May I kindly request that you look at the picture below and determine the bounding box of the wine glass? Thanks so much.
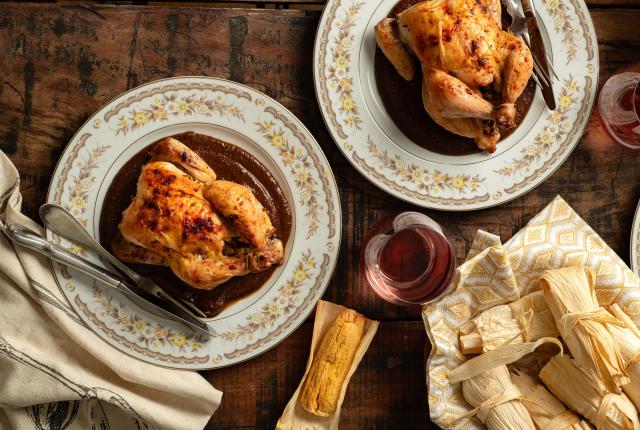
[361,212,456,306]
[598,72,640,149]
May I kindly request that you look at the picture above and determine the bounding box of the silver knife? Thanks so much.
[519,0,557,110]
[3,223,215,338]
[39,203,207,320]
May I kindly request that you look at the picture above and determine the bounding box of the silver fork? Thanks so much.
[39,203,208,319]
[502,0,558,87]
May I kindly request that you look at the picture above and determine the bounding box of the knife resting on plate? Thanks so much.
[2,222,215,338]
[519,0,557,110]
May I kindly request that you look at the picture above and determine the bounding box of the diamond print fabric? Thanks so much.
[423,196,640,429]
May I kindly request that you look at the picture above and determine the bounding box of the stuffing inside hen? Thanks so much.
[114,137,284,290]
[375,0,533,152]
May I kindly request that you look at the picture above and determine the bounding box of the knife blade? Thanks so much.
[519,0,557,110]
[3,223,215,338]
[39,203,207,320]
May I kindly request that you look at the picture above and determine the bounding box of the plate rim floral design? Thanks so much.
[313,0,599,211]
[631,199,640,275]
[45,76,341,370]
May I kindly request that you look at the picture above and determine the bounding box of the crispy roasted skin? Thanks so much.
[299,309,366,417]
[375,0,533,152]
[116,137,284,290]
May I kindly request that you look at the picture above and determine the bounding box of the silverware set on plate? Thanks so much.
[2,204,216,338]
[503,0,557,110]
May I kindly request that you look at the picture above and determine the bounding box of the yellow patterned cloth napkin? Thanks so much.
[422,196,640,429]
[0,152,221,430]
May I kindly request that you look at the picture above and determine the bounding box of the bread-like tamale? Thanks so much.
[459,291,559,354]
[510,368,592,430]
[540,355,639,430]
[299,309,365,417]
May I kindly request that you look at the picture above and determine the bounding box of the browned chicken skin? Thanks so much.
[116,137,284,290]
[375,0,533,152]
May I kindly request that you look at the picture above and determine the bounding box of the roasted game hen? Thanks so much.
[375,0,533,152]
[112,137,284,290]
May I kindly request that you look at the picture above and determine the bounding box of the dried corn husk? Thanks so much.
[540,355,639,430]
[459,365,535,430]
[608,303,640,410]
[449,338,562,430]
[510,368,592,430]
[537,266,629,393]
[459,291,559,354]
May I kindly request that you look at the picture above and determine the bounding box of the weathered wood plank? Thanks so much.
[204,320,432,429]
[1,4,640,428]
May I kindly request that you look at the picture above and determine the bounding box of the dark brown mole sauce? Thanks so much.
[375,0,536,156]
[99,131,292,318]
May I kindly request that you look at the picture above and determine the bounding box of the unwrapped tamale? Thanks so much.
[459,291,559,354]
[540,355,639,430]
[299,309,366,416]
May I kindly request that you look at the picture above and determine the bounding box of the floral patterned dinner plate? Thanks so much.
[314,0,599,210]
[631,200,640,275]
[46,77,341,369]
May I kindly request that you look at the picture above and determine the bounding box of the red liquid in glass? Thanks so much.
[382,226,454,303]
[379,229,429,283]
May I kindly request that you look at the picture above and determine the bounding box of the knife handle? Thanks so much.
[520,0,536,15]
[4,223,123,288]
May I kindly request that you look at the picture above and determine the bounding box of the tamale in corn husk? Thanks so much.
[607,303,640,410]
[460,365,535,430]
[459,291,559,354]
[537,266,629,393]
[510,368,592,430]
[539,355,639,430]
[449,338,562,430]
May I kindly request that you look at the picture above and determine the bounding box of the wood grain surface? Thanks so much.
[0,2,639,429]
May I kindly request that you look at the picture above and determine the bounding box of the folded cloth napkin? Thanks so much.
[0,151,222,430]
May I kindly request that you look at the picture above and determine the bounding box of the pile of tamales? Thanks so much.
[451,266,640,430]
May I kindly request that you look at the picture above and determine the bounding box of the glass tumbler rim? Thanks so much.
[598,72,640,149]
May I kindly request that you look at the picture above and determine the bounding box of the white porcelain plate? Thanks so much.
[46,77,341,369]
[631,201,640,275]
[314,0,599,210]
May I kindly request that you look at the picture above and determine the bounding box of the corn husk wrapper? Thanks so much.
[540,355,639,430]
[459,291,559,354]
[607,303,640,410]
[449,338,562,430]
[510,368,592,430]
[536,266,629,393]
[458,365,535,430]
[276,300,379,430]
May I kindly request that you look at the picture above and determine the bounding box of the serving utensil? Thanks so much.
[2,222,215,338]
[503,0,557,110]
[39,203,208,320]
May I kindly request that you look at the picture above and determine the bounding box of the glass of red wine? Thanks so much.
[598,72,640,149]
[361,212,456,306]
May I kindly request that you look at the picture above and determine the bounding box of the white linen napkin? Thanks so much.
[0,151,222,430]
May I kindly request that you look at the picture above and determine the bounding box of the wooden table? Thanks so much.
[1,1,639,428]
